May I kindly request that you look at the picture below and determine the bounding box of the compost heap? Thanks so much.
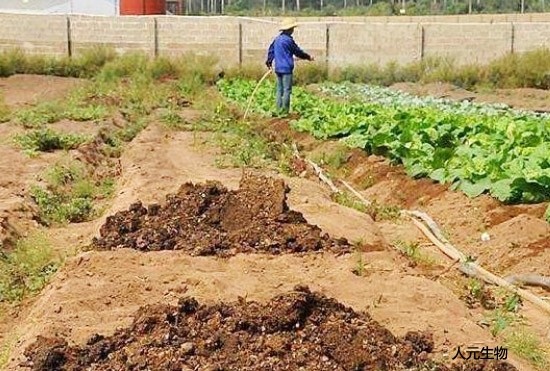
[23,286,516,371]
[92,174,350,255]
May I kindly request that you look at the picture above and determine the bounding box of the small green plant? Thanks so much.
[352,249,366,276]
[14,128,88,155]
[462,278,496,310]
[31,160,114,225]
[63,102,109,122]
[488,309,516,337]
[366,201,402,221]
[485,292,522,336]
[0,232,60,303]
[160,109,186,130]
[116,118,149,142]
[358,174,375,190]
[311,146,349,172]
[394,240,435,267]
[215,132,270,168]
[13,101,64,128]
[467,278,484,300]
[505,329,549,370]
[545,204,550,223]
[331,191,367,213]
[0,93,10,123]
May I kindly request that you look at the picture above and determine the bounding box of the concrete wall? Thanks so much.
[1,13,550,67]
[70,15,155,56]
[423,23,513,64]
[157,16,240,66]
[513,22,550,53]
[0,13,68,56]
[329,23,421,66]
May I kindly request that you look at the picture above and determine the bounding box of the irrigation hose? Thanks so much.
[243,69,272,120]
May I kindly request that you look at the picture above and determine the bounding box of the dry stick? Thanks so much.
[403,210,467,261]
[307,159,341,194]
[243,69,272,120]
[407,216,465,262]
[341,180,372,207]
[292,143,340,194]
[407,215,550,315]
[406,210,550,290]
[504,274,550,290]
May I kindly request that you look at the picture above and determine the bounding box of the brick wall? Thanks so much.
[329,23,421,66]
[423,23,513,64]
[69,15,155,56]
[1,13,550,68]
[0,13,67,56]
[513,22,550,53]
[157,16,240,67]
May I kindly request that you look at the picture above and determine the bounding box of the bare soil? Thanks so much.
[390,82,550,112]
[0,75,83,108]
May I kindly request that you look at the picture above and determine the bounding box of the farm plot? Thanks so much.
[2,67,549,371]
[218,79,550,205]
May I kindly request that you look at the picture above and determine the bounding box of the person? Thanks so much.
[265,18,314,116]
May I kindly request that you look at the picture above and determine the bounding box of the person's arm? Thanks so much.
[266,41,275,69]
[291,39,313,61]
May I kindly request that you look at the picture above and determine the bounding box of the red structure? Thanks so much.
[120,0,166,15]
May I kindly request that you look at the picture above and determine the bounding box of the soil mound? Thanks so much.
[92,174,350,255]
[22,286,516,371]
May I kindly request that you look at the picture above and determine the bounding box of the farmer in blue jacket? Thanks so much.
[266,18,314,115]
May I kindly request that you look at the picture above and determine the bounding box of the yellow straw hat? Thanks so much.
[279,17,299,31]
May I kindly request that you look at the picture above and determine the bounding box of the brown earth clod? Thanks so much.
[22,286,517,371]
[92,174,350,256]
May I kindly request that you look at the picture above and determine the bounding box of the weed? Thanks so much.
[63,102,109,122]
[488,309,517,337]
[484,292,522,336]
[0,93,10,123]
[502,292,522,313]
[394,240,436,267]
[215,132,270,168]
[31,159,114,225]
[13,101,64,128]
[311,146,349,173]
[160,109,186,130]
[352,249,366,276]
[0,336,16,370]
[14,128,89,155]
[366,201,401,221]
[331,191,368,213]
[358,174,376,190]
[274,144,295,176]
[461,278,497,310]
[0,46,115,78]
[0,232,60,303]
[467,278,484,300]
[116,118,148,142]
[505,329,549,370]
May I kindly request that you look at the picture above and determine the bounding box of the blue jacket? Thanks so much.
[266,33,311,74]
